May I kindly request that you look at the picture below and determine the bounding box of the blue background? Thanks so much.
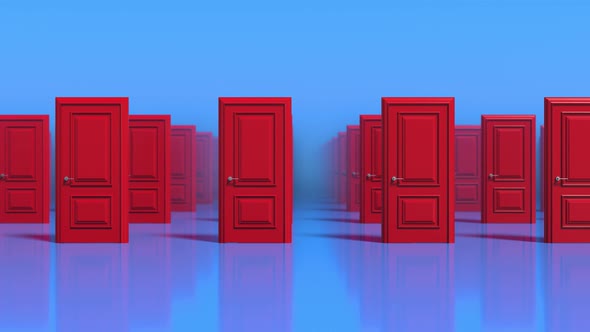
[1,0,589,206]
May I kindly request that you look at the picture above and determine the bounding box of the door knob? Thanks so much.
[366,173,375,178]
[0,173,5,179]
[227,176,239,182]
[352,172,358,177]
[555,176,568,182]
[488,173,498,178]
[64,176,74,182]
[391,176,404,182]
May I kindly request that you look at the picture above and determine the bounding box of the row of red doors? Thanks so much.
[48,97,292,243]
[327,97,590,243]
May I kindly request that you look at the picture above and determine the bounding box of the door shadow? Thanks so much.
[305,217,359,223]
[458,232,543,243]
[198,217,218,222]
[455,218,482,224]
[7,233,54,243]
[161,233,218,243]
[301,232,381,243]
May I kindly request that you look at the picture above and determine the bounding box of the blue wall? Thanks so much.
[1,1,589,205]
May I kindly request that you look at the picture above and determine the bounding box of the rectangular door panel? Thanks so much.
[171,125,196,212]
[382,97,454,243]
[0,116,50,223]
[347,125,361,212]
[545,98,590,242]
[482,115,535,223]
[360,115,383,223]
[455,126,481,212]
[55,97,129,243]
[129,115,171,223]
[195,132,213,204]
[219,98,293,243]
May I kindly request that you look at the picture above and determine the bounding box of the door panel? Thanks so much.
[196,132,213,204]
[360,115,383,223]
[129,115,171,223]
[347,125,361,212]
[170,125,196,212]
[55,98,129,243]
[382,97,454,243]
[482,115,535,223]
[0,116,50,223]
[545,98,590,242]
[338,132,347,204]
[219,98,293,243]
[455,126,481,212]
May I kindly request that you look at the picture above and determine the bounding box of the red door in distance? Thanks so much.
[55,97,129,243]
[455,126,482,212]
[382,97,455,243]
[482,115,535,223]
[346,125,361,212]
[195,132,213,204]
[338,132,347,204]
[360,115,382,223]
[540,125,544,212]
[129,115,171,223]
[170,125,197,212]
[0,115,50,223]
[218,97,293,243]
[545,98,590,242]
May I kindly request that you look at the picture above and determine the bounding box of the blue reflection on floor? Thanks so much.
[1,204,590,331]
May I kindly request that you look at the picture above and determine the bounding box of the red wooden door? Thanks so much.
[129,115,171,223]
[482,115,535,223]
[212,136,219,202]
[382,97,455,243]
[170,125,196,212]
[545,98,590,242]
[346,125,361,212]
[338,132,347,204]
[55,97,129,243]
[0,115,50,223]
[360,115,382,223]
[195,132,213,204]
[218,97,293,243]
[540,125,544,212]
[455,126,482,212]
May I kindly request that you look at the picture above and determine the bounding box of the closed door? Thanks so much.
[346,125,361,212]
[219,97,293,243]
[382,97,455,243]
[360,115,382,223]
[170,125,196,212]
[482,115,535,223]
[455,126,482,211]
[195,132,213,204]
[0,115,50,223]
[55,97,129,243]
[129,115,171,223]
[545,98,590,242]
[338,132,347,204]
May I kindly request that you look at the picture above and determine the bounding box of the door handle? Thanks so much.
[391,176,404,182]
[0,173,6,179]
[227,176,239,182]
[488,173,498,179]
[555,176,568,182]
[366,173,375,178]
[64,176,74,182]
[351,172,358,177]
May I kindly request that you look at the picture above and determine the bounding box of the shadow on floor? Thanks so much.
[302,232,381,243]
[161,233,218,243]
[198,217,218,222]
[305,217,359,223]
[455,218,481,224]
[8,233,54,243]
[458,232,543,243]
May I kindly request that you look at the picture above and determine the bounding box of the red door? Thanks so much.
[545,98,590,242]
[338,132,347,204]
[0,115,50,223]
[195,132,213,204]
[170,125,196,212]
[129,115,171,223]
[482,115,535,223]
[212,136,219,202]
[382,97,455,243]
[360,115,382,223]
[346,125,361,212]
[55,97,129,243]
[540,125,544,212]
[218,97,293,243]
[330,137,338,202]
[455,126,482,211]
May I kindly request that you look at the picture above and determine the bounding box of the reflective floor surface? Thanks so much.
[0,203,589,331]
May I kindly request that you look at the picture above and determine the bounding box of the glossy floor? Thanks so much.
[0,204,588,331]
